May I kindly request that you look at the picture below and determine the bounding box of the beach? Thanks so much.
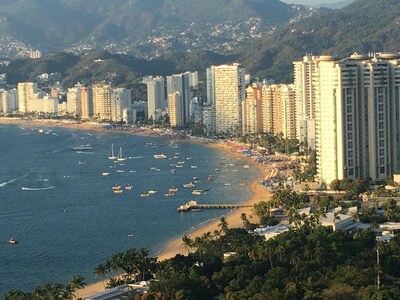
[0,118,272,297]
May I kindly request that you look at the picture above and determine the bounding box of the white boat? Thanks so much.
[154,154,167,159]
[116,170,125,173]
[125,185,133,190]
[169,188,178,192]
[128,234,134,238]
[73,144,93,151]
[165,193,174,197]
[102,172,111,176]
[7,238,18,244]
[140,193,150,197]
[148,190,157,194]
[192,189,203,195]
[243,165,250,169]
[114,189,123,194]
[190,165,198,169]
[108,144,117,160]
[183,182,195,189]
[117,147,127,161]
[112,185,121,190]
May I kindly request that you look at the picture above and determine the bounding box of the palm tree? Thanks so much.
[218,217,229,233]
[181,235,194,252]
[4,289,25,300]
[94,263,108,287]
[68,274,87,300]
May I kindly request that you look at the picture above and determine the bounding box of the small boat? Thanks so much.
[7,238,18,244]
[243,165,250,169]
[128,234,134,238]
[169,188,178,192]
[117,147,127,161]
[102,172,111,176]
[153,154,167,159]
[108,144,117,160]
[190,165,198,169]
[73,144,93,151]
[192,189,204,195]
[114,189,123,194]
[112,185,121,190]
[165,193,174,197]
[125,185,133,190]
[183,182,195,189]
[148,190,157,194]
[224,183,231,186]
[116,170,125,173]
[140,193,150,197]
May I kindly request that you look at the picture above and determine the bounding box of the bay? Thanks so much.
[0,124,258,295]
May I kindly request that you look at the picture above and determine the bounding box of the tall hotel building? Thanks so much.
[17,82,38,113]
[80,86,93,119]
[242,83,263,134]
[168,92,184,127]
[313,53,400,184]
[111,88,131,122]
[144,76,165,120]
[167,72,193,125]
[214,63,246,135]
[261,84,296,139]
[293,55,320,149]
[92,82,112,121]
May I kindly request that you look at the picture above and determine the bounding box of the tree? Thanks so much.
[68,274,86,300]
[182,235,194,252]
[218,217,229,233]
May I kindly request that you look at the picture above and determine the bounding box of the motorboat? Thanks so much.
[7,238,18,244]
[140,193,150,197]
[102,172,111,176]
[153,154,167,159]
[165,193,174,197]
[169,188,178,192]
[148,190,157,194]
[72,144,93,151]
[112,185,121,190]
[183,182,195,189]
[125,185,133,190]
[114,189,123,194]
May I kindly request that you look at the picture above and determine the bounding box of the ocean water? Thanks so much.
[0,124,258,295]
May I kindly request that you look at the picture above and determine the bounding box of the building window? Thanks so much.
[380,158,385,165]
[380,149,385,156]
[378,104,384,111]
[347,124,353,131]
[348,141,353,148]
[348,160,354,167]
[379,113,384,121]
[348,132,353,140]
[379,140,384,147]
[347,115,352,122]
[379,131,384,138]
[348,169,354,176]
[379,122,384,129]
[348,151,353,158]
[380,166,385,174]
[347,106,352,113]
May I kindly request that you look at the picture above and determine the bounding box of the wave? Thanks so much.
[129,156,143,159]
[21,186,55,191]
[76,151,94,154]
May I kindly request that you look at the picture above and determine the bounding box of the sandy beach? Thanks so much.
[0,118,272,297]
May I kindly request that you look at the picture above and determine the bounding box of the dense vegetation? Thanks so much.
[6,221,400,299]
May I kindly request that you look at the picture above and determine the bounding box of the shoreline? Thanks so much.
[0,118,271,297]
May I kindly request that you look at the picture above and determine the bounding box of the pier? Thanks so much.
[177,200,252,212]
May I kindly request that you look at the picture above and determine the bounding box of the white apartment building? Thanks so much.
[66,86,82,117]
[202,107,216,136]
[111,88,131,122]
[0,89,17,113]
[144,76,165,121]
[314,53,400,184]
[242,84,263,134]
[214,63,246,135]
[17,82,38,113]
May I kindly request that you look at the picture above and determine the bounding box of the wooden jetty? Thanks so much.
[177,200,252,212]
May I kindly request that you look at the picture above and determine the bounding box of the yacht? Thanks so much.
[7,238,18,244]
[108,144,117,160]
[117,147,127,161]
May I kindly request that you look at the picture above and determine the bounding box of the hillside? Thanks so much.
[0,0,309,58]
[239,0,400,82]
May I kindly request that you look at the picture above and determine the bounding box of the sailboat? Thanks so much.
[117,147,127,161]
[108,144,117,160]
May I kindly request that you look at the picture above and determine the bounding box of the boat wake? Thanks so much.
[21,186,55,191]
[129,156,143,159]
[0,175,27,188]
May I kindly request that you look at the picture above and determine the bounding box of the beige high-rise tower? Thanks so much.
[92,82,112,121]
[17,82,38,113]
[214,63,246,135]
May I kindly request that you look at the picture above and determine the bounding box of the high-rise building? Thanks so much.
[279,84,296,140]
[167,71,197,125]
[92,82,112,121]
[293,55,321,149]
[242,84,263,134]
[206,66,216,107]
[313,53,400,184]
[17,82,38,113]
[144,76,165,121]
[0,89,17,113]
[202,107,216,136]
[168,92,184,127]
[111,88,131,122]
[80,86,93,120]
[66,86,82,117]
[214,63,246,135]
